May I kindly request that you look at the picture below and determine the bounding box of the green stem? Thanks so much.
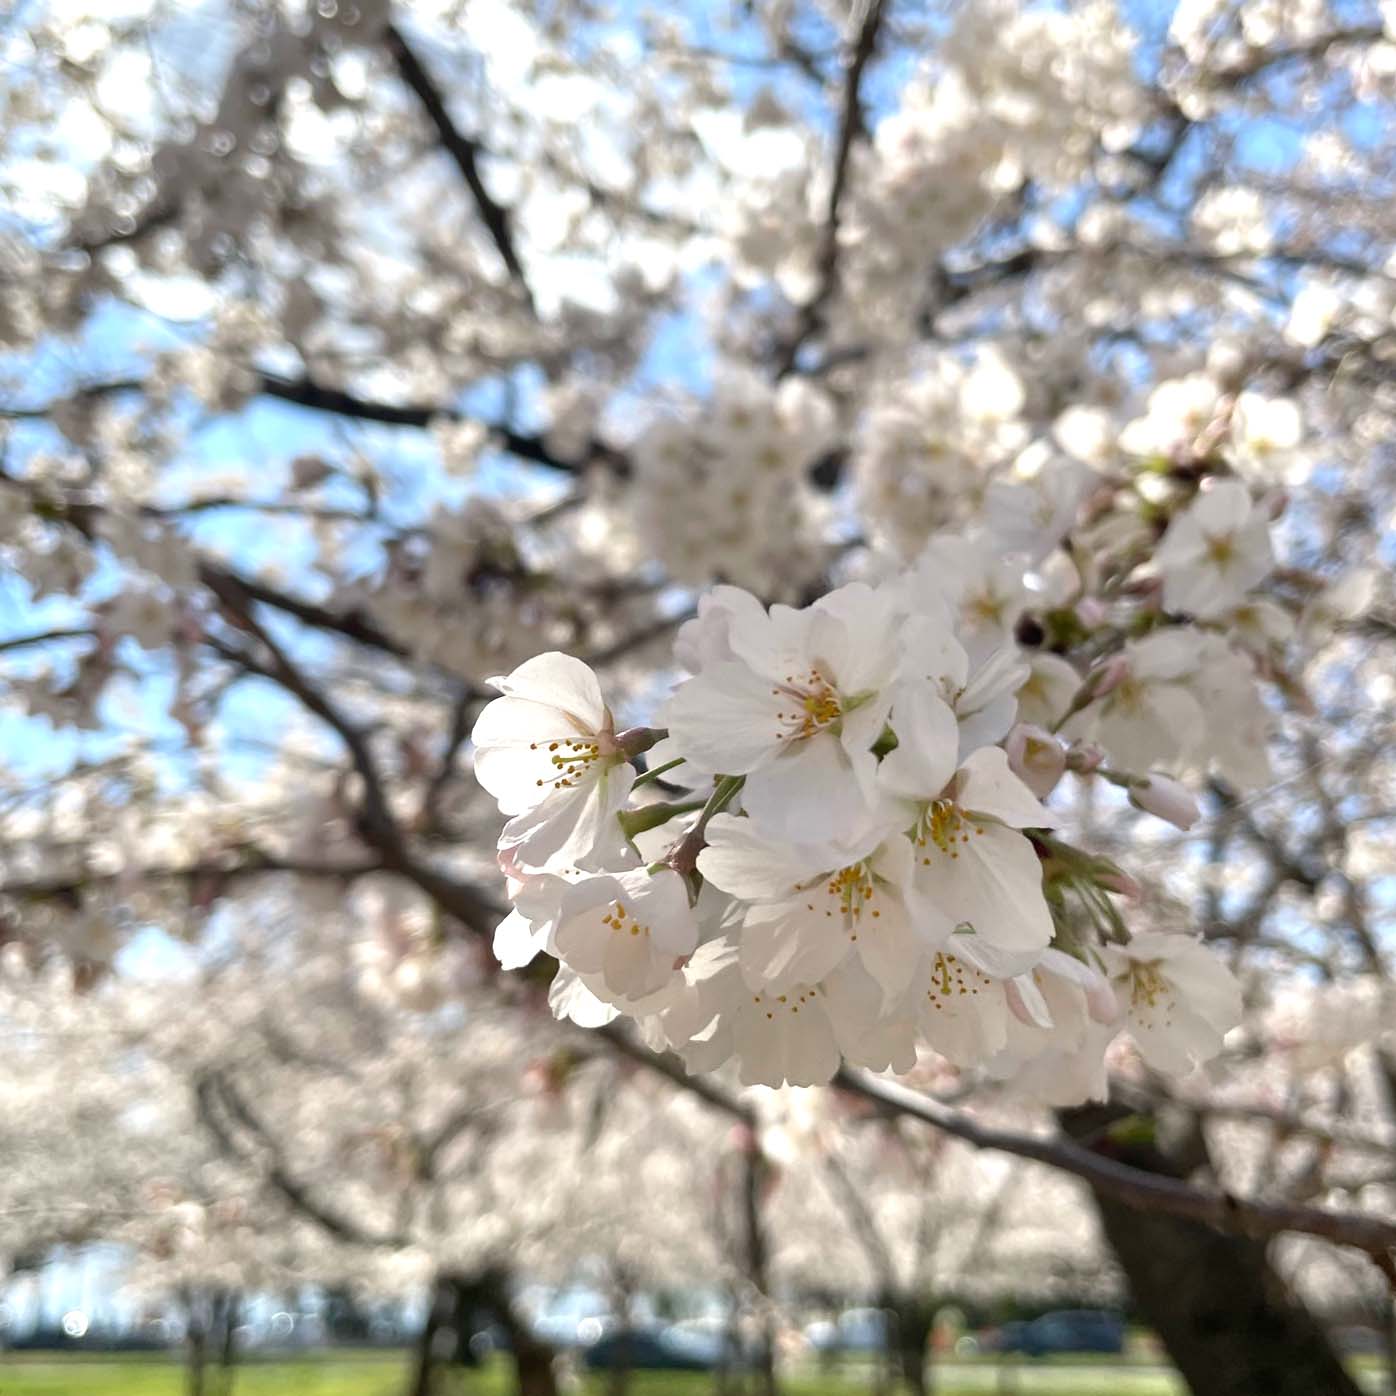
[632,757,685,789]
[695,775,744,838]
[667,775,745,878]
[618,799,706,840]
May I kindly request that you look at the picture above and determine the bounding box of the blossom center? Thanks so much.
[1129,961,1175,1024]
[771,668,843,741]
[1205,533,1236,567]
[528,733,616,792]
[967,590,1005,625]
[798,862,883,940]
[924,952,984,1006]
[600,900,650,937]
[914,800,984,864]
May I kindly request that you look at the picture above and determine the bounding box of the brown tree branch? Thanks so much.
[776,0,888,374]
[833,1068,1396,1270]
[0,852,379,903]
[384,21,535,313]
[196,1071,409,1249]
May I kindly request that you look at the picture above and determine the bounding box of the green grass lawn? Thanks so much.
[0,1352,1383,1396]
[0,1349,408,1396]
[0,1353,1188,1396]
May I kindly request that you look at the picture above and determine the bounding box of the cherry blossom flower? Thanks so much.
[471,653,636,873]
[878,691,1057,960]
[1070,630,1201,773]
[1015,653,1082,731]
[696,815,940,1002]
[662,582,903,841]
[905,535,1029,663]
[1155,480,1275,619]
[1103,932,1242,1075]
[551,869,698,1002]
[913,942,1027,1067]
[1004,723,1066,799]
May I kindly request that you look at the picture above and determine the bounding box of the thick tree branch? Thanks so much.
[3,372,626,476]
[593,1022,754,1126]
[833,1068,1396,1270]
[202,593,502,938]
[0,852,379,903]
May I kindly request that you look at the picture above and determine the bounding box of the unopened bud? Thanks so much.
[1065,741,1106,775]
[1005,724,1066,799]
[1076,596,1107,628]
[1090,655,1131,699]
[1128,772,1201,830]
[615,725,665,758]
[1097,870,1143,900]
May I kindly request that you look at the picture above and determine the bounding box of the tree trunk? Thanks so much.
[889,1295,933,1396]
[1062,1106,1361,1396]
[739,1146,777,1396]
[407,1277,449,1396]
[446,1276,482,1367]
[473,1267,557,1396]
[185,1301,208,1396]
[713,1286,742,1396]
[605,1269,634,1396]
[215,1290,240,1396]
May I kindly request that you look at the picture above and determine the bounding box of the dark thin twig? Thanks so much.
[384,21,536,314]
[776,0,888,374]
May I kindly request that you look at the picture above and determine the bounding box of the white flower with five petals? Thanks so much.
[471,653,635,873]
[1103,932,1241,1075]
[697,814,943,1003]
[1156,480,1274,619]
[879,688,1057,960]
[551,869,698,1002]
[662,582,903,842]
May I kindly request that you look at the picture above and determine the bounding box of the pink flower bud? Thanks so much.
[1128,773,1201,830]
[1091,654,1131,698]
[1077,597,1107,628]
[1004,723,1066,799]
[1065,741,1106,775]
[1097,870,1142,900]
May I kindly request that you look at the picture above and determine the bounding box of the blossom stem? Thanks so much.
[1050,661,1118,733]
[632,757,685,789]
[618,799,706,840]
[666,775,744,878]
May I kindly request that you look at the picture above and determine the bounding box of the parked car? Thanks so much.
[803,1308,890,1356]
[994,1309,1124,1357]
[581,1325,718,1372]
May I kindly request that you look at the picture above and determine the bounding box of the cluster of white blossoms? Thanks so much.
[832,0,1146,334]
[853,348,1031,557]
[629,373,837,595]
[470,533,1249,1093]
